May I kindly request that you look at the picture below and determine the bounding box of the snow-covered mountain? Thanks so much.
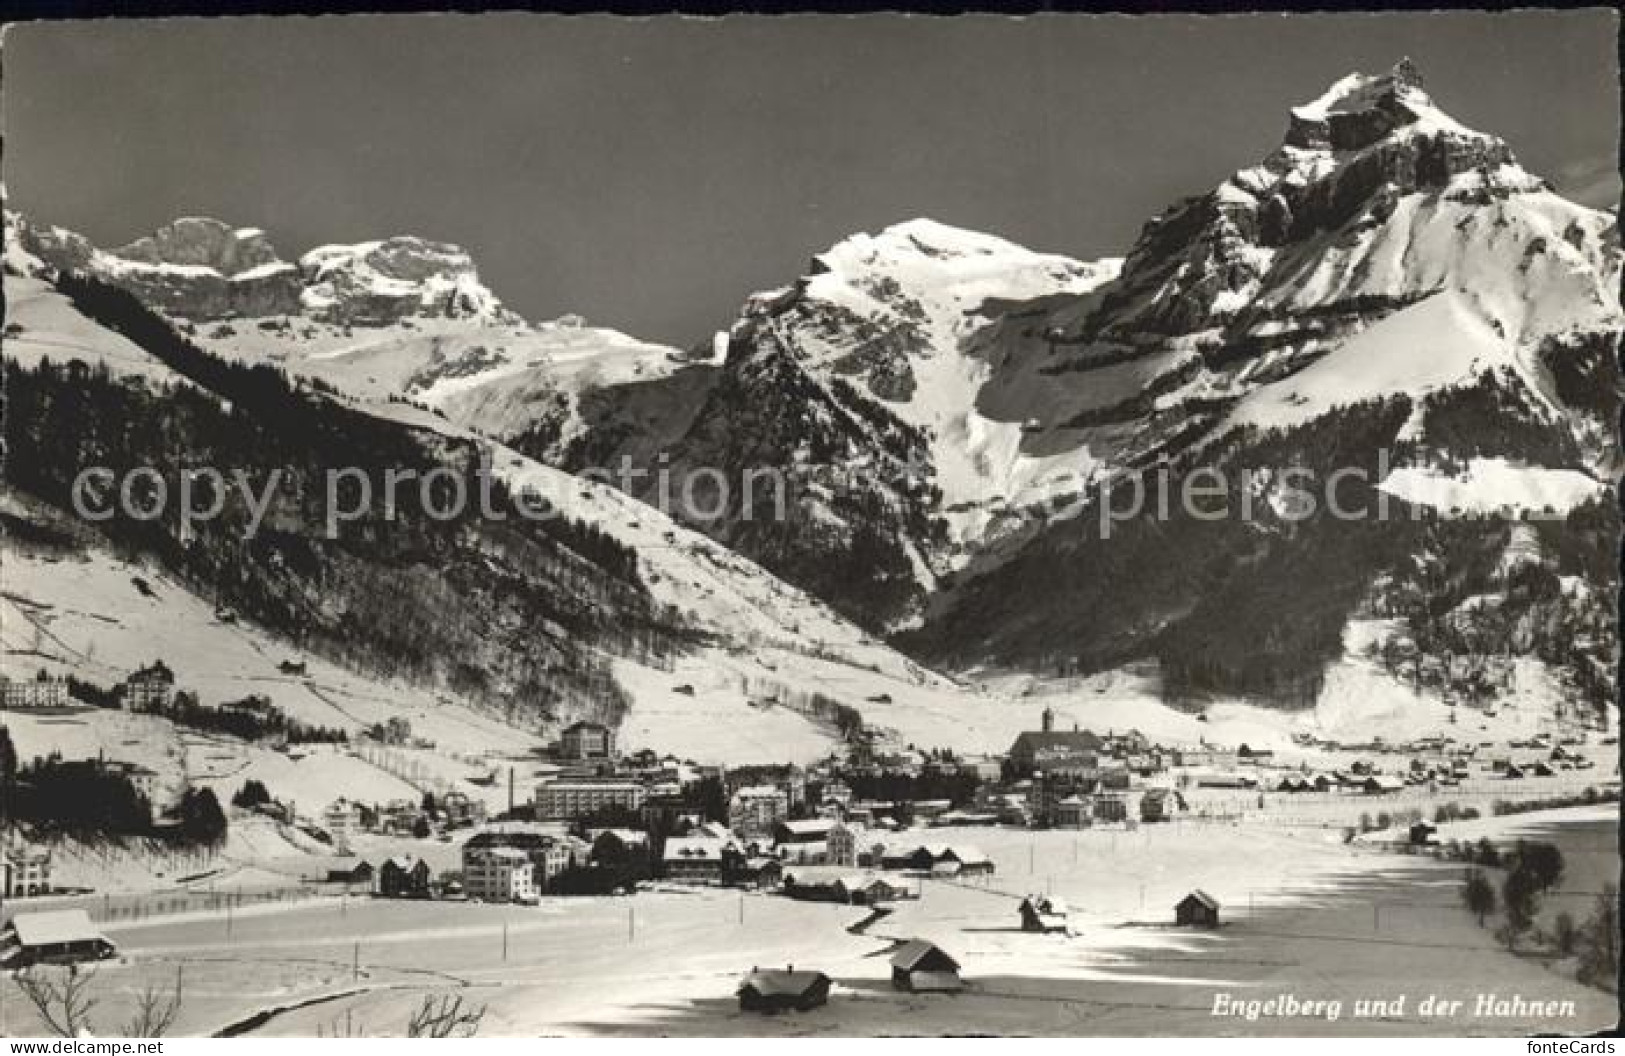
[905,60,1619,720]
[577,218,1120,630]
[5,59,1615,735]
[7,212,716,458]
[568,60,1616,725]
[989,56,1620,475]
[747,218,1121,546]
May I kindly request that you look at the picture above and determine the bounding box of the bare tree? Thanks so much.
[14,965,100,1038]
[406,993,486,1038]
[121,966,184,1037]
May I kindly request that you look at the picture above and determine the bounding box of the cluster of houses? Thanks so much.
[1253,741,1592,794]
[319,854,436,897]
[304,807,1004,908]
[320,791,487,853]
[514,707,1592,849]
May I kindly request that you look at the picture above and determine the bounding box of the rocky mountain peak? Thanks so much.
[1078,61,1562,348]
[9,213,517,328]
[1282,57,1446,152]
[111,217,285,276]
[5,210,94,277]
[296,236,513,326]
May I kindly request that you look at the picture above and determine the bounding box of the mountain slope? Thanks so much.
[2,248,965,760]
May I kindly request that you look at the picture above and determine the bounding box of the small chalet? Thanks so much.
[734,856,783,890]
[0,910,117,968]
[1175,890,1221,928]
[1019,894,1070,933]
[880,844,934,871]
[663,837,727,885]
[1361,775,1405,795]
[325,858,376,887]
[881,843,995,876]
[378,856,433,898]
[889,939,963,993]
[838,874,903,905]
[737,967,832,1013]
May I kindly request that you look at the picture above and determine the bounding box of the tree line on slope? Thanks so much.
[7,269,704,727]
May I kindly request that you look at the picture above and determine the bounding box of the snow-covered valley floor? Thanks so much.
[1,810,1611,1037]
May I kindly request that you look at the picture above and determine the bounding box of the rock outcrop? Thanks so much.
[9,214,512,327]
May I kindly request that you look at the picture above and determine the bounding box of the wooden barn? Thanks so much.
[324,858,375,887]
[1175,890,1221,928]
[0,910,117,968]
[737,967,832,1013]
[837,874,903,906]
[890,939,963,993]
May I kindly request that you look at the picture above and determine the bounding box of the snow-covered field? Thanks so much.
[4,276,184,385]
[4,814,1610,1037]
[1376,458,1605,517]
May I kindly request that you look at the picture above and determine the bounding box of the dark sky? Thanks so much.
[4,11,1617,345]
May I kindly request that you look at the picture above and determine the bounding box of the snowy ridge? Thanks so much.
[8,211,698,455]
[985,58,1619,489]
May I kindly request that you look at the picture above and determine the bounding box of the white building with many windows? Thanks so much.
[533,780,646,820]
[462,846,537,903]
